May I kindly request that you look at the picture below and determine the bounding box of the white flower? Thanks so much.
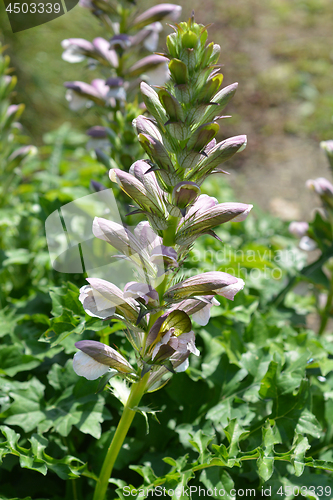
[79,284,116,319]
[299,236,317,252]
[143,22,163,52]
[65,89,91,111]
[145,62,170,86]
[73,351,109,380]
[192,297,219,325]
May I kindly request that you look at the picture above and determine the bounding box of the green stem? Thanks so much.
[92,373,149,500]
[163,215,179,247]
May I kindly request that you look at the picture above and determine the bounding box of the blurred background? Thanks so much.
[0,0,333,220]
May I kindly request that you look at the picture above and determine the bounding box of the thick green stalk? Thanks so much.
[93,373,149,500]
[163,215,179,247]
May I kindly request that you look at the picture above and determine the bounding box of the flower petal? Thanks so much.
[73,351,109,380]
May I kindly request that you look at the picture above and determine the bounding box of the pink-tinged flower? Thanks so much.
[61,38,94,63]
[150,245,178,269]
[288,221,309,238]
[134,221,162,251]
[6,104,21,117]
[144,310,198,371]
[123,282,159,306]
[306,177,333,199]
[133,4,182,29]
[306,177,333,210]
[127,55,170,85]
[188,135,247,182]
[92,218,170,279]
[92,218,145,257]
[176,195,252,246]
[110,166,168,227]
[92,37,118,67]
[80,278,139,322]
[64,79,109,110]
[165,272,244,301]
[7,145,37,165]
[73,340,135,380]
[134,116,163,142]
[61,38,118,67]
[79,284,116,319]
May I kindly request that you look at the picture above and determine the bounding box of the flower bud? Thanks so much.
[138,134,173,172]
[186,122,220,152]
[168,58,188,85]
[172,181,201,215]
[190,135,247,182]
[181,30,198,49]
[199,82,238,125]
[158,89,185,122]
[110,167,167,221]
[134,116,163,142]
[166,33,178,59]
[197,74,223,104]
[176,198,252,246]
[140,82,168,126]
[164,272,244,300]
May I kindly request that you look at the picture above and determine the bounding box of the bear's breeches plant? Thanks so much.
[71,15,252,500]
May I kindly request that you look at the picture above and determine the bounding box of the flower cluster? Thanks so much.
[62,2,182,176]
[63,3,182,112]
[73,17,252,394]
